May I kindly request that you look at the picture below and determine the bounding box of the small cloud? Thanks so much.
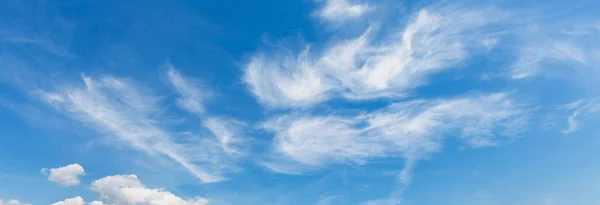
[561,99,599,135]
[203,117,248,157]
[41,75,230,183]
[0,199,30,205]
[261,93,527,171]
[165,64,211,115]
[41,163,85,187]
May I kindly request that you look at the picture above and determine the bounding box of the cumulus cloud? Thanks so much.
[41,163,85,186]
[91,175,209,205]
[41,75,233,183]
[315,0,369,21]
[244,4,511,108]
[261,93,527,172]
[51,196,85,205]
[20,173,209,205]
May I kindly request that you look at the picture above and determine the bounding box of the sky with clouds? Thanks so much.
[1,0,599,204]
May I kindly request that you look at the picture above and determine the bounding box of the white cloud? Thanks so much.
[202,117,246,157]
[512,40,587,79]
[261,93,527,172]
[0,29,75,58]
[243,50,334,108]
[41,75,232,183]
[511,23,600,79]
[165,66,248,158]
[165,64,210,114]
[0,199,28,205]
[316,0,369,21]
[91,175,209,205]
[244,5,511,108]
[42,163,85,186]
[51,196,85,205]
[561,99,600,135]
[50,197,106,205]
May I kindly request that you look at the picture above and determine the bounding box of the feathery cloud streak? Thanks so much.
[261,93,527,173]
[41,74,232,183]
[244,5,512,108]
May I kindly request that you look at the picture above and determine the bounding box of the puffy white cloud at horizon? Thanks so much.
[45,173,209,205]
[561,99,600,135]
[41,163,85,187]
[50,197,84,205]
[91,174,209,205]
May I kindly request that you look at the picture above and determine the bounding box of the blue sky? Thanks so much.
[1,0,600,204]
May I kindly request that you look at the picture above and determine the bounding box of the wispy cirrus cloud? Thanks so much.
[243,4,512,108]
[561,99,600,135]
[511,26,600,79]
[315,0,370,22]
[0,30,75,58]
[261,93,528,174]
[165,64,248,158]
[165,65,211,115]
[40,74,231,183]
[245,2,542,204]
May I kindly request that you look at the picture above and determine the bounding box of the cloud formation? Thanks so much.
[91,175,209,205]
[46,173,208,205]
[315,0,369,21]
[244,4,512,108]
[166,65,210,115]
[41,74,232,183]
[165,64,247,158]
[42,163,85,186]
[261,93,527,174]
[511,22,600,79]
[562,99,600,135]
